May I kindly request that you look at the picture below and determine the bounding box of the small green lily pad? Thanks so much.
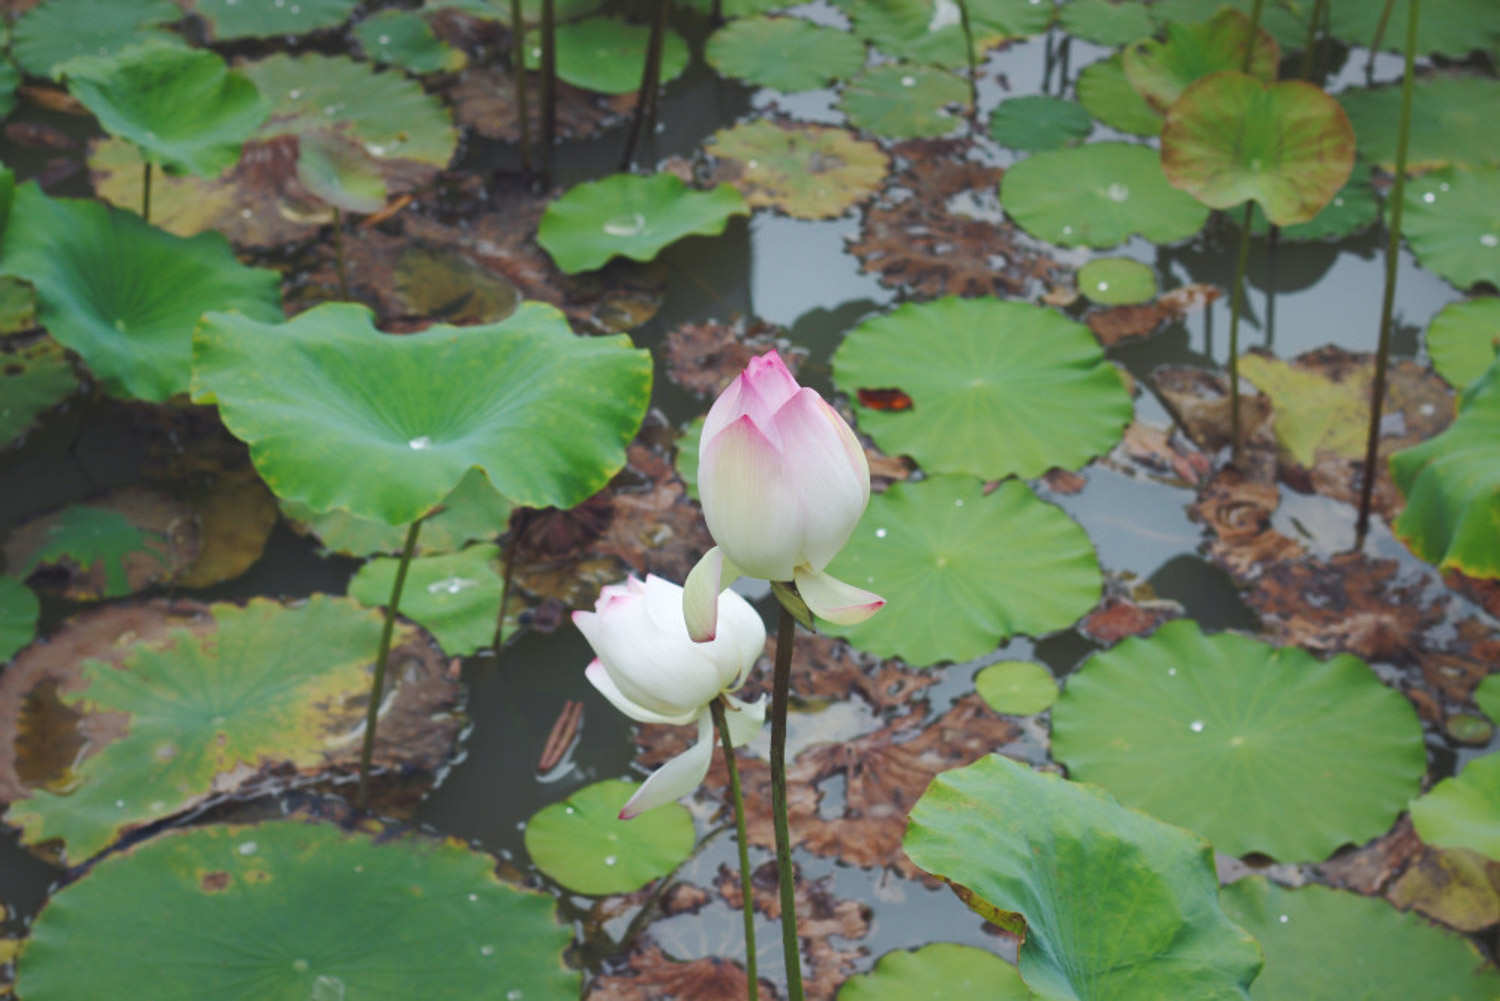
[12,0,182,78]
[705,16,866,93]
[16,818,579,1001]
[1059,0,1152,45]
[987,95,1093,152]
[1221,877,1500,1000]
[186,0,359,39]
[1078,257,1155,304]
[1341,76,1500,173]
[354,8,467,74]
[350,544,503,657]
[1477,674,1500,722]
[1447,714,1494,745]
[1123,8,1278,114]
[975,661,1057,716]
[1328,0,1500,59]
[823,476,1103,666]
[1410,753,1500,861]
[840,65,968,140]
[904,755,1263,1001]
[835,944,1034,1001]
[0,578,38,663]
[1403,167,1500,290]
[1077,55,1161,137]
[842,0,1054,69]
[524,16,689,95]
[1,335,78,449]
[833,297,1133,479]
[705,120,888,220]
[539,173,747,274]
[524,779,696,895]
[193,301,651,526]
[1426,297,1500,391]
[1001,142,1210,248]
[1052,619,1428,860]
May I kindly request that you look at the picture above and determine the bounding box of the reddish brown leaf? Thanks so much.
[856,388,914,412]
[1080,596,1179,644]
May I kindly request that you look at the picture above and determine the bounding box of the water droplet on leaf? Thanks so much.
[1106,182,1129,203]
[408,436,432,450]
[1189,720,1204,733]
[603,213,647,237]
[603,854,618,866]
[1481,234,1498,247]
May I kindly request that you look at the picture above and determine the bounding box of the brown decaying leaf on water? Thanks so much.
[447,66,636,144]
[1317,814,1422,896]
[1087,283,1220,347]
[1080,595,1181,645]
[586,946,774,1001]
[1386,845,1500,932]
[663,316,807,398]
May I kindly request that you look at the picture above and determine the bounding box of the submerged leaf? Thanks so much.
[523,16,689,94]
[0,334,77,449]
[0,578,37,663]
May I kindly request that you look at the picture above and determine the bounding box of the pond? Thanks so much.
[2,0,1499,998]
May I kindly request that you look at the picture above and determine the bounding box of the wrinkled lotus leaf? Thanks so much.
[354,8,467,74]
[539,173,747,274]
[193,302,649,525]
[1392,355,1500,577]
[840,65,968,140]
[1411,753,1500,861]
[1052,619,1427,860]
[1238,163,1380,242]
[1238,352,1369,466]
[836,943,1034,1001]
[834,297,1133,479]
[1078,257,1155,305]
[351,544,503,657]
[12,0,182,78]
[0,596,457,863]
[1403,167,1500,290]
[1077,55,1161,136]
[823,476,1102,666]
[1123,9,1278,114]
[523,17,689,95]
[296,131,387,214]
[16,818,578,1001]
[905,755,1263,1001]
[1162,73,1355,226]
[0,578,37,663]
[1478,675,1500,722]
[1427,297,1500,391]
[285,467,515,557]
[242,53,457,168]
[524,779,695,895]
[987,95,1092,152]
[1059,0,1152,46]
[1341,76,1500,173]
[1328,0,1500,58]
[0,182,283,402]
[841,0,1054,69]
[1,335,77,448]
[974,661,1057,716]
[64,42,269,178]
[705,120,888,220]
[1221,877,1500,1000]
[1002,142,1210,247]
[186,0,358,39]
[705,17,866,93]
[1387,843,1500,932]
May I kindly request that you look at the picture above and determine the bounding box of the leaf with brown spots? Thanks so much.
[1088,283,1220,347]
[1387,845,1500,932]
[1316,815,1422,895]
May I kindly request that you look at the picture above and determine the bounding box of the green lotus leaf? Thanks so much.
[1052,619,1427,860]
[705,120,888,220]
[524,779,695,895]
[193,302,649,525]
[295,131,387,214]
[16,819,578,1001]
[1,335,77,449]
[841,0,1053,69]
[1410,753,1500,861]
[1403,166,1500,290]
[1328,0,1500,58]
[1426,297,1500,392]
[1,596,459,863]
[351,544,503,657]
[1001,142,1210,247]
[1077,55,1161,136]
[1391,356,1500,576]
[706,16,865,92]
[354,8,467,74]
[833,297,1133,478]
[1236,163,1380,242]
[185,0,358,39]
[1162,73,1355,226]
[4,495,186,600]
[1341,76,1500,173]
[12,0,182,78]
[0,577,38,663]
[523,16,689,95]
[823,476,1102,666]
[840,65,968,140]
[1123,8,1278,115]
[1221,877,1500,1000]
[1059,0,1152,45]
[987,95,1093,152]
[538,173,747,274]
[64,42,269,178]
[1078,257,1155,304]
[836,943,1035,1001]
[0,277,35,335]
[1150,0,1308,51]
[0,182,282,402]
[974,661,1057,716]
[1477,674,1500,722]
[904,755,1262,1001]
[242,53,458,169]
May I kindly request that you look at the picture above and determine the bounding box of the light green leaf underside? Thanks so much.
[1122,8,1278,114]
[1077,55,1161,137]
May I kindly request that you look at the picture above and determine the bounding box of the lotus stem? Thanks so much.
[510,0,532,175]
[141,159,151,223]
[1226,203,1254,464]
[333,207,349,301]
[1355,0,1420,549]
[357,516,424,809]
[540,0,557,187]
[1300,0,1329,80]
[491,507,531,655]
[769,600,804,1001]
[1057,34,1070,90]
[1242,0,1264,72]
[620,0,671,171]
[954,0,980,130]
[711,696,759,1001]
[1366,0,1398,79]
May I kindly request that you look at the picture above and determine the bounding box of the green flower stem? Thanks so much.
[954,0,979,128]
[491,509,529,655]
[1366,0,1398,78]
[620,0,671,171]
[769,598,804,1001]
[141,159,152,223]
[711,696,759,1001]
[1356,0,1420,548]
[540,0,557,186]
[1241,0,1265,72]
[1300,0,1329,81]
[510,0,532,175]
[1226,203,1253,464]
[357,516,424,808]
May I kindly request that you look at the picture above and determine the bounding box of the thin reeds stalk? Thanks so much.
[1366,0,1399,79]
[357,517,424,808]
[955,0,980,130]
[141,160,152,223]
[1225,0,1266,463]
[540,0,557,186]
[511,0,532,175]
[620,0,671,171]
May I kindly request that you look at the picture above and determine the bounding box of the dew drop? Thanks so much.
[468,893,479,902]
[1106,182,1129,203]
[954,498,964,507]
[1440,181,1451,191]
[1096,281,1109,292]
[603,854,618,866]
[1167,667,1177,676]
[866,575,875,583]
[238,841,258,855]
[426,576,477,595]
[1481,233,1498,248]
[293,959,310,973]
[1278,914,1289,924]
[226,0,237,5]
[408,435,433,450]
[115,799,125,808]
[603,213,647,237]
[378,34,390,45]
[1062,224,1074,235]
[747,159,759,169]
[274,0,284,7]
[564,805,576,814]
[1420,402,1436,416]
[874,527,888,538]
[288,88,302,99]
[241,208,253,219]
[290,2,300,10]
[901,75,917,87]
[507,991,525,1001]
[311,975,345,1001]
[480,945,496,957]
[1189,720,1205,733]
[1423,191,1436,203]
[353,864,364,872]
[531,46,542,58]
